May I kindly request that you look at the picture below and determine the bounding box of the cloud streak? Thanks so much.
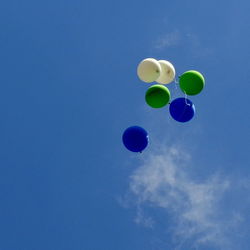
[154,30,181,49]
[127,145,243,249]
[153,29,213,59]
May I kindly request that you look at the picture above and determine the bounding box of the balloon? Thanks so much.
[145,84,171,108]
[137,58,161,83]
[169,97,195,122]
[156,60,175,84]
[122,126,149,152]
[179,70,205,95]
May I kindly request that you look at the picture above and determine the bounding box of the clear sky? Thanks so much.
[0,0,250,249]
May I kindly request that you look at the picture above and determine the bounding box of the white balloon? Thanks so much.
[137,58,161,83]
[156,60,175,84]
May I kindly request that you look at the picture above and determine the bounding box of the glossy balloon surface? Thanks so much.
[179,70,205,95]
[145,84,171,108]
[122,126,149,152]
[137,58,161,83]
[169,97,195,122]
[156,60,175,84]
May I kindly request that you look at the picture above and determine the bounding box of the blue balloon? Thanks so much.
[122,126,149,152]
[169,97,195,122]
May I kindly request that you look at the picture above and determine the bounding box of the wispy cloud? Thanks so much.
[154,30,181,49]
[153,30,213,59]
[125,145,245,249]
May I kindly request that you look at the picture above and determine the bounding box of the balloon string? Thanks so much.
[184,92,189,105]
[174,77,179,92]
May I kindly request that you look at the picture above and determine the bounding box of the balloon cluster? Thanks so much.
[138,58,205,122]
[122,58,205,153]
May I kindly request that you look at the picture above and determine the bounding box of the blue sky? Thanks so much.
[0,0,250,249]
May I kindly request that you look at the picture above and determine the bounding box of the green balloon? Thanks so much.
[179,70,205,95]
[145,84,171,108]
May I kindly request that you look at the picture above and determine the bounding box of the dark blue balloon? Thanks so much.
[122,126,149,152]
[169,97,195,122]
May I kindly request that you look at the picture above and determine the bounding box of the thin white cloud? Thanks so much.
[154,30,181,49]
[127,145,243,249]
[153,29,213,59]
